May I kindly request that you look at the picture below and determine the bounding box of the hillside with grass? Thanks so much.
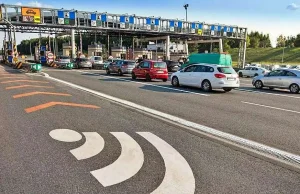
[229,48,300,65]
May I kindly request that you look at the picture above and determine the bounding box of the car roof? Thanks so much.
[192,63,231,67]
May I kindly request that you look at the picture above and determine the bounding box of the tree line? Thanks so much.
[276,34,300,48]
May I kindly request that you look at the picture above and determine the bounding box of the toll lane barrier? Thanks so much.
[14,62,23,69]
[48,61,57,68]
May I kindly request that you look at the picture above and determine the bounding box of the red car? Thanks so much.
[132,60,168,82]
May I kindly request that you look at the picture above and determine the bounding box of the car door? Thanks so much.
[178,65,197,86]
[135,62,143,76]
[140,61,151,78]
[282,70,297,88]
[264,70,284,87]
[191,65,207,86]
[243,67,251,76]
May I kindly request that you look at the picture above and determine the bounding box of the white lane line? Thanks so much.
[236,88,300,99]
[138,132,195,194]
[78,70,209,97]
[70,132,105,160]
[241,101,300,114]
[49,129,82,142]
[90,132,144,187]
[44,73,300,167]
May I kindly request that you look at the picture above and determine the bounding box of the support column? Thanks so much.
[185,40,189,56]
[166,35,170,60]
[71,29,76,59]
[55,34,58,56]
[242,29,248,69]
[219,38,223,53]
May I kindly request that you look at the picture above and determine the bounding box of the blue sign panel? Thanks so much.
[69,12,75,20]
[155,18,159,26]
[129,16,134,24]
[218,26,222,31]
[229,27,234,32]
[210,25,215,31]
[58,10,64,18]
[191,23,196,29]
[91,13,96,20]
[40,46,46,51]
[120,16,125,23]
[101,14,107,22]
[146,18,151,25]
[169,20,174,27]
[41,56,47,63]
[178,21,183,28]
[224,26,228,32]
[199,24,203,29]
[8,55,13,63]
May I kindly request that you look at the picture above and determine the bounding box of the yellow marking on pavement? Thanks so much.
[1,80,49,84]
[13,91,71,99]
[25,102,100,113]
[6,85,54,90]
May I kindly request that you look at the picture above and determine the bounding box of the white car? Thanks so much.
[171,64,240,92]
[238,67,269,77]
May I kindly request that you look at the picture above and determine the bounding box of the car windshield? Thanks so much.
[154,62,167,68]
[81,58,89,62]
[217,67,235,74]
[94,57,102,60]
[60,56,70,59]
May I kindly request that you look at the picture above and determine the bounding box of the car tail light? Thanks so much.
[122,64,128,67]
[214,73,226,78]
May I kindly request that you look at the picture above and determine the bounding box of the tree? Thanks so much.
[250,37,259,48]
[246,36,250,47]
[276,35,286,47]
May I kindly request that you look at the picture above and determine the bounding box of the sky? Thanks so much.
[2,0,300,47]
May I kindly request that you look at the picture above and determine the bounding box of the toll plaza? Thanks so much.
[0,4,247,67]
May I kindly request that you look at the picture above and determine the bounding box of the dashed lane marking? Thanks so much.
[236,88,300,99]
[25,102,100,113]
[6,85,54,90]
[242,101,300,114]
[1,80,49,84]
[13,91,71,99]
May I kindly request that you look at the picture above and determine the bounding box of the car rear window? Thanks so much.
[81,58,89,61]
[61,56,70,59]
[94,57,102,60]
[217,67,235,74]
[154,62,167,68]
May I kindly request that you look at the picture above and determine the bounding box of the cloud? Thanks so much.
[14,1,53,8]
[287,3,299,11]
[15,2,22,6]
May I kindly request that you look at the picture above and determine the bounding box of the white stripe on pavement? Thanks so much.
[236,88,300,99]
[138,132,195,194]
[90,132,144,187]
[49,129,82,142]
[70,132,105,160]
[78,70,209,97]
[241,101,300,114]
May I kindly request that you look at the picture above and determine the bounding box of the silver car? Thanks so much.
[252,69,300,93]
[74,58,92,69]
[56,56,71,68]
[106,60,136,76]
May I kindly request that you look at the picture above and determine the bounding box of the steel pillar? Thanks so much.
[71,29,76,59]
[166,35,170,60]
[219,38,223,53]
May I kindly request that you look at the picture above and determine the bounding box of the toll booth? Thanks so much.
[62,43,72,57]
[88,44,103,57]
[111,47,127,59]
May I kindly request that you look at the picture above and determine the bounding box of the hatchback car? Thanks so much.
[238,66,269,77]
[132,60,168,82]
[106,60,136,75]
[90,56,103,69]
[165,60,181,72]
[74,58,92,69]
[171,64,240,92]
[55,56,71,68]
[252,69,300,93]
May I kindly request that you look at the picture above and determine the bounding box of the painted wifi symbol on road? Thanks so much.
[49,129,195,194]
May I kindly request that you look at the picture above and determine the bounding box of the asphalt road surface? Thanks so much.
[1,65,300,194]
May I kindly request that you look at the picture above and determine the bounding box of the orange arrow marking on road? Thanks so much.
[1,80,49,84]
[6,85,54,90]
[25,102,100,113]
[13,92,71,99]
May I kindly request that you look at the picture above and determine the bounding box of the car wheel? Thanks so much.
[289,84,300,94]
[171,76,179,87]
[146,74,151,82]
[201,80,212,92]
[89,67,92,70]
[254,80,263,89]
[132,73,136,80]
[223,88,232,92]
[118,69,123,76]
[239,72,243,77]
[106,69,110,75]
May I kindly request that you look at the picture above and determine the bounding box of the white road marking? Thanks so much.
[90,132,144,187]
[44,73,300,167]
[138,132,195,194]
[77,70,209,97]
[70,132,105,160]
[242,101,300,114]
[49,129,82,142]
[236,88,300,99]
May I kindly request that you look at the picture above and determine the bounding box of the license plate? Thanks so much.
[227,77,235,81]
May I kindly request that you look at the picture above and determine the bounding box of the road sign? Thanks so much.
[13,57,18,62]
[47,52,54,59]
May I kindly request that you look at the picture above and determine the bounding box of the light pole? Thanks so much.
[29,37,32,57]
[183,4,189,21]
[282,39,286,64]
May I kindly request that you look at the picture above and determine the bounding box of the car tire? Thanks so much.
[289,84,300,94]
[223,88,232,92]
[118,69,123,76]
[239,72,243,77]
[89,67,92,70]
[171,76,179,87]
[132,73,136,80]
[106,69,110,75]
[146,74,151,82]
[201,80,212,92]
[254,80,263,89]
[162,79,167,82]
